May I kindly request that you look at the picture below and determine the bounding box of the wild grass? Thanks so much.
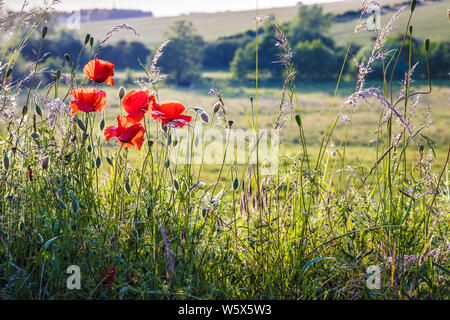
[0,0,449,300]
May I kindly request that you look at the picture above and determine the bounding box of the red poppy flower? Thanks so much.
[103,266,116,286]
[83,59,115,86]
[70,88,106,114]
[104,116,145,150]
[150,100,192,128]
[122,90,156,123]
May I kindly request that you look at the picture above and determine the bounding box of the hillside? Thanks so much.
[80,0,448,47]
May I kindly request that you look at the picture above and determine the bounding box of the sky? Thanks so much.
[4,0,338,17]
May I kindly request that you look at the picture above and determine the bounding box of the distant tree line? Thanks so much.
[13,4,450,86]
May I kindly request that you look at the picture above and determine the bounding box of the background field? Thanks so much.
[81,0,450,47]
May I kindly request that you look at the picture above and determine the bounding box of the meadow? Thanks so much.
[0,0,449,300]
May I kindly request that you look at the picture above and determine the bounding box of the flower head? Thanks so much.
[150,100,191,128]
[83,59,115,86]
[102,266,116,287]
[122,90,156,123]
[104,115,145,150]
[70,88,106,114]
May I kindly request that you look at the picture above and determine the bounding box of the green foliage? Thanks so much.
[230,22,286,80]
[202,39,243,69]
[153,20,205,86]
[293,39,342,80]
[101,40,152,70]
[288,4,333,45]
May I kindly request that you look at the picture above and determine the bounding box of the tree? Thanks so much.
[288,4,333,45]
[101,40,151,70]
[293,39,341,80]
[154,20,205,86]
[230,21,286,80]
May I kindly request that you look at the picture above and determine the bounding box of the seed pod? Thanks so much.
[148,140,154,148]
[71,199,79,213]
[41,26,48,39]
[77,118,86,131]
[41,156,50,170]
[228,120,234,128]
[119,87,126,100]
[233,178,239,191]
[95,157,101,168]
[99,119,105,131]
[35,104,42,117]
[3,154,9,170]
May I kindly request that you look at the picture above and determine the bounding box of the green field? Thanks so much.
[81,0,449,47]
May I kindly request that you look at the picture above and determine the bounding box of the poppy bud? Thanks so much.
[106,157,113,166]
[3,154,9,170]
[148,140,154,148]
[71,199,79,213]
[64,53,70,63]
[59,200,67,210]
[200,111,209,123]
[41,52,51,62]
[95,157,101,168]
[213,102,221,113]
[99,119,105,131]
[41,156,50,170]
[233,178,239,191]
[22,105,28,116]
[84,34,90,45]
[35,104,42,117]
[250,96,254,103]
[228,120,234,128]
[6,68,12,79]
[119,87,126,100]
[41,26,48,39]
[30,132,40,139]
[77,118,87,132]
[295,115,301,127]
